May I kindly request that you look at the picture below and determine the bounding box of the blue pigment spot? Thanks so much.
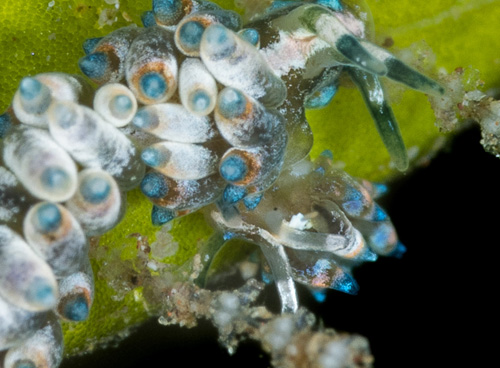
[141,147,164,167]
[223,184,247,204]
[35,202,61,233]
[316,0,343,12]
[239,28,259,46]
[305,84,337,109]
[52,102,77,129]
[26,277,56,308]
[140,72,167,100]
[151,205,175,225]
[389,242,407,259]
[203,24,234,58]
[140,172,169,198]
[372,203,388,221]
[179,21,205,50]
[82,37,103,55]
[132,109,154,129]
[141,10,157,27]
[190,90,211,112]
[19,77,42,101]
[218,88,246,119]
[80,176,111,204]
[223,231,236,241]
[243,193,263,210]
[320,149,334,160]
[40,167,70,190]
[63,295,89,321]
[78,52,109,79]
[220,156,247,182]
[110,94,133,116]
[13,360,36,368]
[332,273,359,295]
[310,288,327,303]
[342,200,363,217]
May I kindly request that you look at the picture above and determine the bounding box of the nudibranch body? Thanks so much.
[0,0,443,366]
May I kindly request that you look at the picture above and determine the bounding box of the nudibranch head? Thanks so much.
[0,0,443,364]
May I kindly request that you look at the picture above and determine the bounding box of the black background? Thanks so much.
[61,126,497,367]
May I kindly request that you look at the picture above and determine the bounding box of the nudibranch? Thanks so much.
[0,0,443,366]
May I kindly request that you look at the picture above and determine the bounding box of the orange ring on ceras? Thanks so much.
[219,148,263,187]
[129,61,177,105]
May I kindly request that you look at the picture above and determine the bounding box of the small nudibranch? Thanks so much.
[125,26,179,105]
[2,126,78,203]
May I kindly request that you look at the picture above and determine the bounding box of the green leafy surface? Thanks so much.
[1,0,499,355]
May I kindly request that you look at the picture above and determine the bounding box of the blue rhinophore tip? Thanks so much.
[63,295,90,321]
[141,10,157,27]
[78,52,109,79]
[223,184,247,204]
[372,182,389,198]
[243,193,263,210]
[389,241,407,259]
[141,147,165,168]
[239,28,260,46]
[40,167,70,191]
[82,37,103,55]
[153,0,183,23]
[19,77,43,101]
[331,273,359,295]
[140,172,169,199]
[223,231,236,241]
[13,360,36,368]
[179,20,206,50]
[189,90,211,112]
[0,112,12,138]
[305,84,338,109]
[220,156,247,182]
[218,88,246,119]
[140,72,167,100]
[26,277,57,309]
[35,202,62,233]
[371,203,388,222]
[110,94,133,117]
[151,205,175,225]
[310,288,327,303]
[80,176,111,204]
